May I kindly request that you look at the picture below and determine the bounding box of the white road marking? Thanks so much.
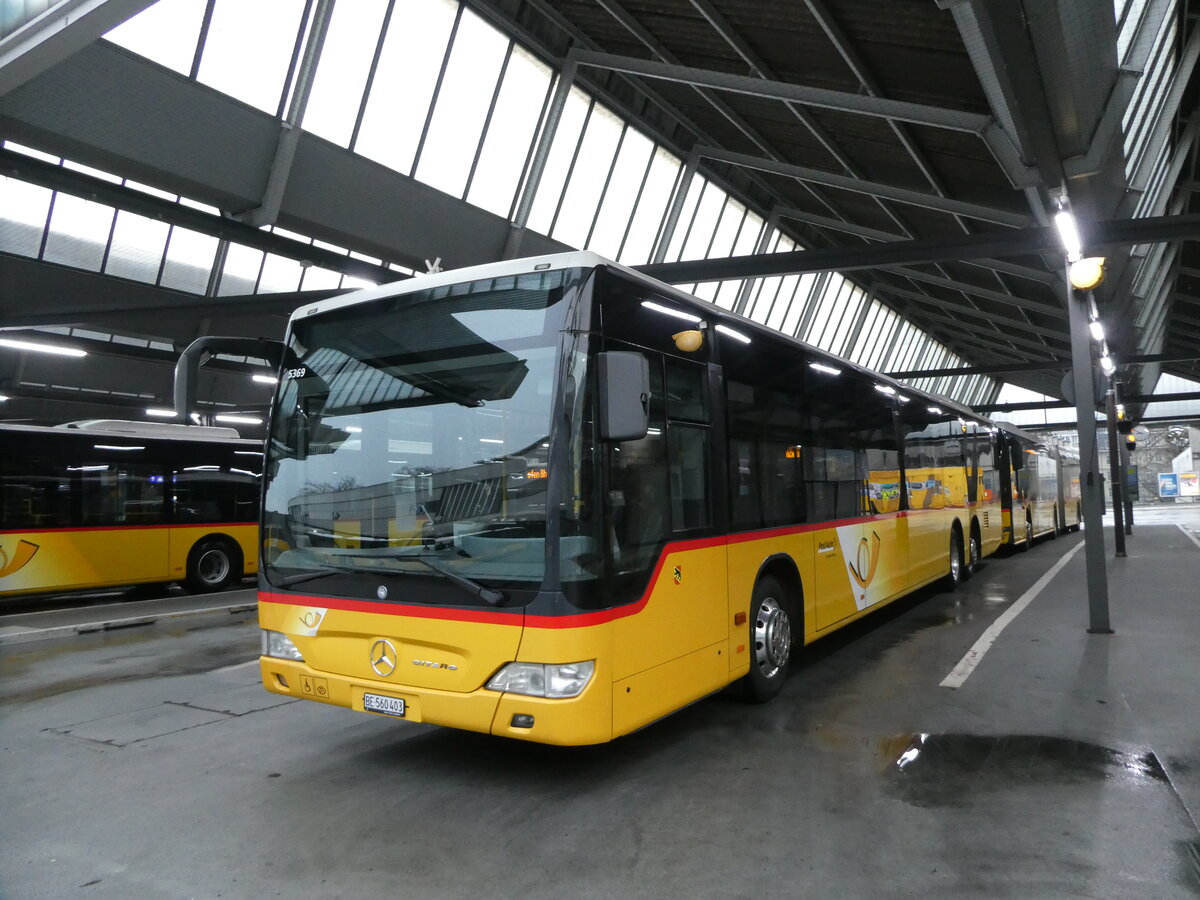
[1180,524,1200,551]
[940,541,1085,689]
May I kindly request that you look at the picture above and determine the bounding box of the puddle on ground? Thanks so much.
[882,733,1168,808]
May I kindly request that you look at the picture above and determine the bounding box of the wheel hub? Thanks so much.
[753,596,791,677]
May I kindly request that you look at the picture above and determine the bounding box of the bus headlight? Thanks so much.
[261,629,305,662]
[486,661,594,698]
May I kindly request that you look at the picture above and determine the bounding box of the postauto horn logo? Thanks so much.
[0,540,39,579]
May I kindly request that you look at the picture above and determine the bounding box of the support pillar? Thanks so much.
[1065,270,1112,633]
[1104,386,1126,556]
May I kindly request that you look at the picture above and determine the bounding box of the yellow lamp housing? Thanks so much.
[672,329,705,352]
[1069,257,1106,291]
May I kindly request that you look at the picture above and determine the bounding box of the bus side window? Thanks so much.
[1,460,73,528]
[608,359,668,567]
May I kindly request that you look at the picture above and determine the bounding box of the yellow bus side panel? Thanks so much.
[167,525,259,581]
[610,544,728,683]
[725,530,815,669]
[0,528,169,595]
[611,641,728,739]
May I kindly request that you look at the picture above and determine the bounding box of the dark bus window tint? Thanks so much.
[1,460,73,528]
[609,430,668,571]
[172,467,259,523]
[723,328,903,528]
[899,408,969,512]
[665,358,708,423]
[80,463,165,526]
[669,424,709,530]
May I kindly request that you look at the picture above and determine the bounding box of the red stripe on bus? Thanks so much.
[260,511,905,629]
[0,522,257,535]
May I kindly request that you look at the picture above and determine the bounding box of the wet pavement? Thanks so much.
[2,508,1199,898]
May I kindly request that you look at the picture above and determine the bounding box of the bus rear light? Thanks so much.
[486,661,594,698]
[261,629,305,662]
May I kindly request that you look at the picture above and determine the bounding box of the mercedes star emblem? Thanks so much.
[370,639,398,677]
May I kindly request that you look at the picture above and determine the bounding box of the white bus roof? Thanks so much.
[289,251,623,325]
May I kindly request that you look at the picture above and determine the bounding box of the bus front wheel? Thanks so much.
[185,538,239,593]
[742,575,793,703]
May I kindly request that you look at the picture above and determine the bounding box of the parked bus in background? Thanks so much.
[995,422,1081,550]
[255,251,1004,746]
[0,420,260,598]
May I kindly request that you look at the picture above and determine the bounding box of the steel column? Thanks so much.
[1065,271,1112,634]
[1104,386,1127,556]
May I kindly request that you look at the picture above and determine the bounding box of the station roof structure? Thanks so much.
[0,0,1196,436]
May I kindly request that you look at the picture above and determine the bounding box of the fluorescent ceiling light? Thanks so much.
[94,444,145,451]
[927,406,943,415]
[874,384,896,395]
[345,426,363,433]
[715,323,751,344]
[215,414,262,425]
[1099,356,1115,375]
[1053,210,1083,263]
[480,438,504,444]
[1088,321,1105,341]
[0,395,8,402]
[809,362,841,375]
[641,300,701,323]
[0,337,87,357]
[145,408,177,418]
[252,373,278,384]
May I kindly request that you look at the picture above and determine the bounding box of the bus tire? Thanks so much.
[185,538,239,592]
[945,528,966,590]
[964,524,981,579]
[742,574,793,703]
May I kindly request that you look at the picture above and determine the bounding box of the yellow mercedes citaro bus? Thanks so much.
[1,420,260,598]
[257,252,1003,745]
[995,422,1082,549]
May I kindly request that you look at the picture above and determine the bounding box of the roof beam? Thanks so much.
[0,146,398,284]
[0,0,156,96]
[693,146,1032,227]
[571,49,991,133]
[776,207,1058,284]
[883,285,1066,337]
[636,212,1200,283]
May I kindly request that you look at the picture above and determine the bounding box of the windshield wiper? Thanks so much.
[273,563,373,587]
[411,554,506,606]
[277,553,505,606]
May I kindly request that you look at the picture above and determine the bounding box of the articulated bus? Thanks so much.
[994,422,1082,549]
[255,251,1010,745]
[0,420,261,598]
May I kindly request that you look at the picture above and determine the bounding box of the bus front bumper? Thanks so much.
[259,657,613,746]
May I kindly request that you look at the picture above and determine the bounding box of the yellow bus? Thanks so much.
[995,423,1081,549]
[0,420,260,598]
[256,252,1003,745]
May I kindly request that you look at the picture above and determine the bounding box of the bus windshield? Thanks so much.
[262,269,584,604]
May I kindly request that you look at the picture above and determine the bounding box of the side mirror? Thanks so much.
[1009,438,1025,470]
[597,351,649,442]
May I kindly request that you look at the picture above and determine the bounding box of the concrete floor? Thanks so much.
[2,506,1199,898]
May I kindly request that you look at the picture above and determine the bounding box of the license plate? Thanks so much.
[363,692,406,718]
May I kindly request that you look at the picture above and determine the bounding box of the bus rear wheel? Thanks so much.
[185,538,239,593]
[742,575,793,703]
[965,528,981,579]
[945,529,966,590]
